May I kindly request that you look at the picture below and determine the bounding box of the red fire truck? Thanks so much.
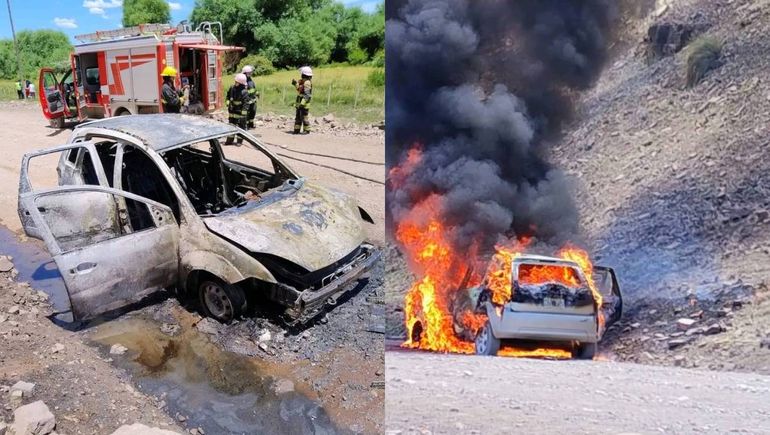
[39,22,243,128]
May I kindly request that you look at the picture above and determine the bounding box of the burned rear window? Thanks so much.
[518,264,583,288]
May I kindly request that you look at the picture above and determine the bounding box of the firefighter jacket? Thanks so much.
[295,79,312,108]
[246,77,258,100]
[226,84,252,118]
[161,81,181,113]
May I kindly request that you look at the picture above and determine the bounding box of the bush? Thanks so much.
[686,36,722,88]
[367,68,385,87]
[237,54,275,76]
[370,49,384,68]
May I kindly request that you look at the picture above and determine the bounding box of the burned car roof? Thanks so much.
[76,114,239,151]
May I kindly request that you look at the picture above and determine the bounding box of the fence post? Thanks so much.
[326,83,332,109]
[354,85,361,109]
[281,86,286,105]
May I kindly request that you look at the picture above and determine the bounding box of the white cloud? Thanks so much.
[168,1,182,11]
[88,7,108,18]
[54,17,78,29]
[82,0,123,8]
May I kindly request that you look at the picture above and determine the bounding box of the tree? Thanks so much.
[123,0,171,27]
[191,0,261,49]
[0,30,72,79]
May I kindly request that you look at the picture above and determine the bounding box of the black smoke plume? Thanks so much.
[386,0,618,252]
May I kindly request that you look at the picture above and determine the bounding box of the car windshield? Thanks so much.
[160,133,297,215]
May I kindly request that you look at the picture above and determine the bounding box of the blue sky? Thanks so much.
[0,0,381,41]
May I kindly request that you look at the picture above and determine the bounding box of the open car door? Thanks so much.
[593,265,623,329]
[39,68,67,122]
[18,145,179,321]
[19,186,179,320]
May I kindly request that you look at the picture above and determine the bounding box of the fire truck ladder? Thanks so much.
[74,23,172,43]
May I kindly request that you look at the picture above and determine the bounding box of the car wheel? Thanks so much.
[198,279,246,323]
[50,117,64,129]
[474,321,500,356]
[576,342,597,360]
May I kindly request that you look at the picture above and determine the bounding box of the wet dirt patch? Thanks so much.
[90,315,345,434]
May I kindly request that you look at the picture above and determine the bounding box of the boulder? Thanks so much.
[110,423,181,435]
[0,256,13,273]
[645,22,697,60]
[10,401,55,435]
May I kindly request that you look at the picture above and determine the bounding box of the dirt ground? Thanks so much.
[386,351,770,435]
[0,101,384,434]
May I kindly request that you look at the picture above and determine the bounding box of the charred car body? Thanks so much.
[17,114,379,323]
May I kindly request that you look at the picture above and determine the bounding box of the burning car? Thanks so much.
[17,114,380,323]
[408,253,622,359]
[470,255,622,359]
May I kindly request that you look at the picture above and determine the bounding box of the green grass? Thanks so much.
[223,65,384,125]
[0,79,25,101]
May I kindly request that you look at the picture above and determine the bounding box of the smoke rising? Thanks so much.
[386,0,618,253]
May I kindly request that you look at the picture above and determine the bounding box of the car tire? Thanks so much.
[576,342,597,360]
[198,279,246,323]
[474,321,500,356]
[50,117,65,129]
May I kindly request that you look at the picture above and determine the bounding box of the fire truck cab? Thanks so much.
[39,22,243,128]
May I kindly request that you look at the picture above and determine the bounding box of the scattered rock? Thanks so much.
[7,306,20,315]
[160,323,181,336]
[272,378,295,394]
[109,344,128,355]
[668,338,692,350]
[11,400,56,435]
[11,381,35,396]
[50,343,65,354]
[703,323,724,335]
[0,420,7,435]
[195,318,221,335]
[110,423,181,435]
[676,318,697,330]
[176,414,187,422]
[258,330,272,343]
[0,256,13,273]
[322,114,335,123]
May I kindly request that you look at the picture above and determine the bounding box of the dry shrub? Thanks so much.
[686,36,723,88]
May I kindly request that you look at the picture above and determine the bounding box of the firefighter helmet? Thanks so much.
[160,66,177,77]
[242,65,254,74]
[299,66,313,77]
[235,73,248,85]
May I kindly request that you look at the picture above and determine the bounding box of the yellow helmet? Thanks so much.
[160,66,177,77]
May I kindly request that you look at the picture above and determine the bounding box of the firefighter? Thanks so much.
[15,80,24,100]
[160,66,183,113]
[242,65,259,129]
[292,66,313,134]
[225,73,251,145]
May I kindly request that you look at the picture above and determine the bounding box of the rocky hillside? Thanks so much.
[557,0,770,370]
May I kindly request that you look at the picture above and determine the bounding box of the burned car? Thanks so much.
[17,114,379,323]
[471,255,622,359]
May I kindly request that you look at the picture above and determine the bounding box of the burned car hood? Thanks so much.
[203,182,366,272]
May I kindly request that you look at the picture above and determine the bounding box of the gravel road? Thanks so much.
[386,351,770,435]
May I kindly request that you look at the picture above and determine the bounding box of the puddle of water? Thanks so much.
[91,316,343,435]
[0,226,71,321]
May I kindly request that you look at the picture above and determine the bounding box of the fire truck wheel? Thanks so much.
[575,342,597,360]
[198,278,246,324]
[474,321,500,356]
[50,117,65,129]
[115,108,131,116]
